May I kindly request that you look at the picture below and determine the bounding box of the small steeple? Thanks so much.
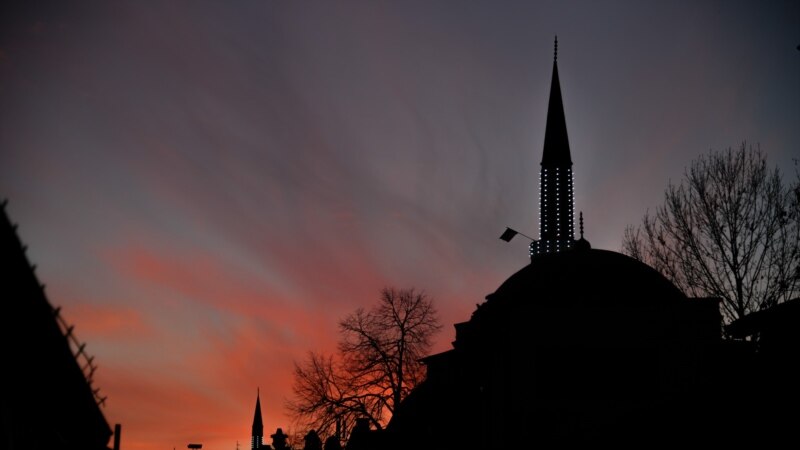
[575,211,591,251]
[251,389,264,450]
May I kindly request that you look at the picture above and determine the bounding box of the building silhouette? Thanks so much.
[1,201,113,450]
[343,39,799,449]
[726,298,800,441]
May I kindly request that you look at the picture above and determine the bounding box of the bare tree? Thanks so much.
[623,143,800,324]
[288,287,441,441]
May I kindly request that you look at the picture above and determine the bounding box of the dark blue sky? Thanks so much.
[2,1,798,448]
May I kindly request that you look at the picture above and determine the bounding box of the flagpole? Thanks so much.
[514,230,536,241]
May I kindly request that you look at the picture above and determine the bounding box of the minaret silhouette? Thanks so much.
[530,35,575,259]
[251,389,264,450]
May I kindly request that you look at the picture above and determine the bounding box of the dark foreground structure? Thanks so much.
[1,201,112,450]
[386,248,725,448]
[379,252,799,449]
[348,41,799,450]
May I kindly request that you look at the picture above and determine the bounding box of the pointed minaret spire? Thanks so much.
[540,37,572,167]
[251,389,264,450]
[531,36,576,259]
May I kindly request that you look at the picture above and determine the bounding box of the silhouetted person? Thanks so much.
[303,430,322,450]
[323,436,342,450]
[271,428,289,450]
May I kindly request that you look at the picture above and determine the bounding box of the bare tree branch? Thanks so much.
[622,143,800,324]
[287,287,441,442]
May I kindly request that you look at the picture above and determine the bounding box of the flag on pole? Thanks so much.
[499,227,518,242]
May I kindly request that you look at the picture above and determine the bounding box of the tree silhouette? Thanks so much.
[288,287,441,441]
[623,143,799,323]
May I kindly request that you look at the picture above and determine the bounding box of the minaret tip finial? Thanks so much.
[579,211,584,239]
[554,35,558,62]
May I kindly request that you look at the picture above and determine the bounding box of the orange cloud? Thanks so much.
[63,302,153,338]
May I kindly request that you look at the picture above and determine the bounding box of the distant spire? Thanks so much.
[251,390,263,450]
[579,211,584,239]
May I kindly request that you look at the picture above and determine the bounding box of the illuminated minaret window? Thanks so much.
[251,389,264,450]
[530,36,575,259]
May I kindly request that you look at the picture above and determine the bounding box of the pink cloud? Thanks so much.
[64,302,153,338]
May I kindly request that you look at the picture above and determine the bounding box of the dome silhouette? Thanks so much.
[384,248,722,449]
[493,248,684,306]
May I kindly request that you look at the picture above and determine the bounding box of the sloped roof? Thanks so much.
[1,201,112,450]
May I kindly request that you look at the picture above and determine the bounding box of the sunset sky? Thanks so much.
[2,1,799,449]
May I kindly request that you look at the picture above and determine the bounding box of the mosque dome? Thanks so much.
[452,248,694,349]
[491,247,685,306]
